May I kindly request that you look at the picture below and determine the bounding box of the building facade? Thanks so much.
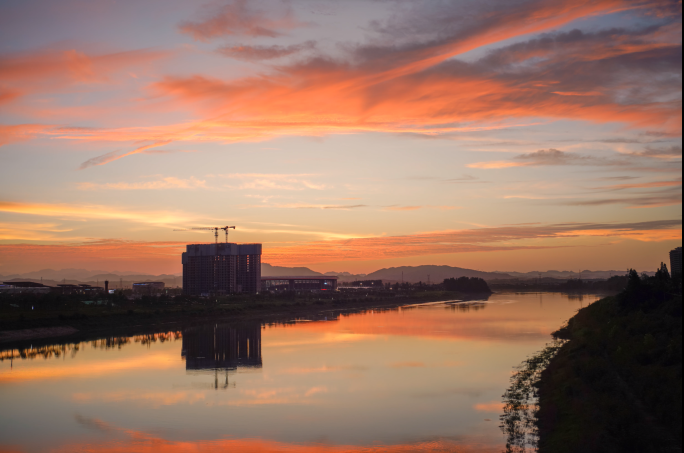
[261,276,338,293]
[182,243,262,296]
[670,247,683,277]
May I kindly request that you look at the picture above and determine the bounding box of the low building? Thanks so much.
[261,276,338,293]
[0,282,52,294]
[671,247,683,277]
[132,282,166,295]
[56,284,104,295]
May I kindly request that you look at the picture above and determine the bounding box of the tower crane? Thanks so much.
[174,226,236,244]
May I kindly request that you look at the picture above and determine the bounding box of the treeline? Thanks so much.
[443,277,491,293]
[491,274,631,293]
[556,274,629,292]
[502,264,682,453]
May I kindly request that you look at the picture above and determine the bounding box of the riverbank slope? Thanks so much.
[536,270,682,453]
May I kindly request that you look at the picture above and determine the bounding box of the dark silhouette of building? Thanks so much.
[671,247,682,277]
[132,282,165,295]
[181,324,262,371]
[0,281,52,294]
[182,243,262,295]
[261,276,338,292]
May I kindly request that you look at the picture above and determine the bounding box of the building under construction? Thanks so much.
[182,243,262,296]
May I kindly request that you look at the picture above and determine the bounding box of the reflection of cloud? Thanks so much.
[474,401,505,413]
[267,332,378,348]
[73,390,207,407]
[0,353,177,383]
[50,429,501,453]
[305,386,329,397]
[280,365,369,375]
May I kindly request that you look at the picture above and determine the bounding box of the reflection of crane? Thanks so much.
[174,226,236,244]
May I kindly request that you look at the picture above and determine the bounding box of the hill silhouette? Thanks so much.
[365,265,511,282]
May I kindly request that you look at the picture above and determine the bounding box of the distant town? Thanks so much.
[1,243,681,298]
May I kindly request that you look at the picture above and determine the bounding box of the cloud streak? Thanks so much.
[179,0,305,40]
[217,41,316,61]
[469,149,625,169]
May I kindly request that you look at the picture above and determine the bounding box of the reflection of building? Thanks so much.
[262,276,338,293]
[182,243,262,296]
[670,247,682,277]
[132,282,165,295]
[181,324,262,370]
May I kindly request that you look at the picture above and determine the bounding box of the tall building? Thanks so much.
[182,243,262,295]
[670,247,682,277]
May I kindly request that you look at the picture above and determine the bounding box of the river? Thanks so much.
[0,292,600,453]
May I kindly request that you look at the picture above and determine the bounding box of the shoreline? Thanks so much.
[0,292,494,348]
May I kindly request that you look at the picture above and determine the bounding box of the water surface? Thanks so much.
[0,292,599,452]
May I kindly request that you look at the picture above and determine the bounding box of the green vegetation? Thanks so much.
[443,277,491,293]
[491,274,630,293]
[501,266,682,453]
[500,340,566,453]
[0,288,461,335]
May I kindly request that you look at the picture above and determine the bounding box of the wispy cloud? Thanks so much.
[217,41,316,61]
[178,0,305,41]
[219,173,327,191]
[262,219,682,264]
[0,201,193,226]
[469,149,623,169]
[78,177,207,190]
[593,179,682,191]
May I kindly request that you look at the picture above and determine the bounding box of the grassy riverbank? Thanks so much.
[0,290,475,343]
[535,270,682,453]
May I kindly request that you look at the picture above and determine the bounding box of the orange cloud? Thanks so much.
[0,48,168,104]
[0,239,187,275]
[1,1,678,165]
[0,200,193,226]
[77,177,207,191]
[179,0,305,41]
[599,180,682,190]
[0,220,679,272]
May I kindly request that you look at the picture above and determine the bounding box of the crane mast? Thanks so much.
[174,226,237,245]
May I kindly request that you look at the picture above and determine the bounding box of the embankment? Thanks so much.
[536,275,682,453]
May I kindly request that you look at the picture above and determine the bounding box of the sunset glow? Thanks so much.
[0,0,681,274]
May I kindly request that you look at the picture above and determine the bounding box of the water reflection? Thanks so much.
[0,293,602,453]
[0,332,182,363]
[181,324,262,371]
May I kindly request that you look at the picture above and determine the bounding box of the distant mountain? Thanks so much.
[1,272,182,288]
[261,263,323,277]
[0,268,178,282]
[500,270,648,280]
[365,266,512,283]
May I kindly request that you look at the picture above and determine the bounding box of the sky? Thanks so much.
[0,0,681,275]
